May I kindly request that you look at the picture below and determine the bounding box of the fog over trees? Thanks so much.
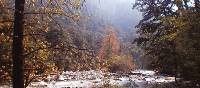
[0,0,200,88]
[82,0,142,37]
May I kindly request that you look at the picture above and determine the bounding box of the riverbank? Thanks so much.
[27,70,175,88]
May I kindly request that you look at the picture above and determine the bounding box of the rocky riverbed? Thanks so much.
[26,70,175,88]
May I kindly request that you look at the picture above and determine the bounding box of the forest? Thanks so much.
[0,0,200,88]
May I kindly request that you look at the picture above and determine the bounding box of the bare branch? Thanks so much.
[0,20,14,23]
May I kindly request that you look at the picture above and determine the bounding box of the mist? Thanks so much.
[82,0,142,38]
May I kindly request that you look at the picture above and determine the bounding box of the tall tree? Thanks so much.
[134,0,200,85]
[97,26,120,60]
[12,0,25,88]
[0,0,88,87]
[133,0,177,75]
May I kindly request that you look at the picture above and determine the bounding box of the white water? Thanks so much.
[27,70,175,88]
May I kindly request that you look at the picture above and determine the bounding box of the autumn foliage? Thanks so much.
[97,26,120,60]
[96,26,135,72]
[108,55,135,73]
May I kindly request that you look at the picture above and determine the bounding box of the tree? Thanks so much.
[173,10,200,84]
[1,0,84,83]
[133,0,177,75]
[97,26,120,60]
[0,0,13,82]
[0,0,84,87]
[134,0,200,86]
[12,0,26,88]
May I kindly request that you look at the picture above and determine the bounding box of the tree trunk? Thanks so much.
[12,0,25,88]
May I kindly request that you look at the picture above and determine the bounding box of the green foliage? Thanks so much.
[174,11,200,83]
[133,0,178,75]
[134,0,200,85]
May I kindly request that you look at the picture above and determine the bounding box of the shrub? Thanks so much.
[108,55,135,73]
